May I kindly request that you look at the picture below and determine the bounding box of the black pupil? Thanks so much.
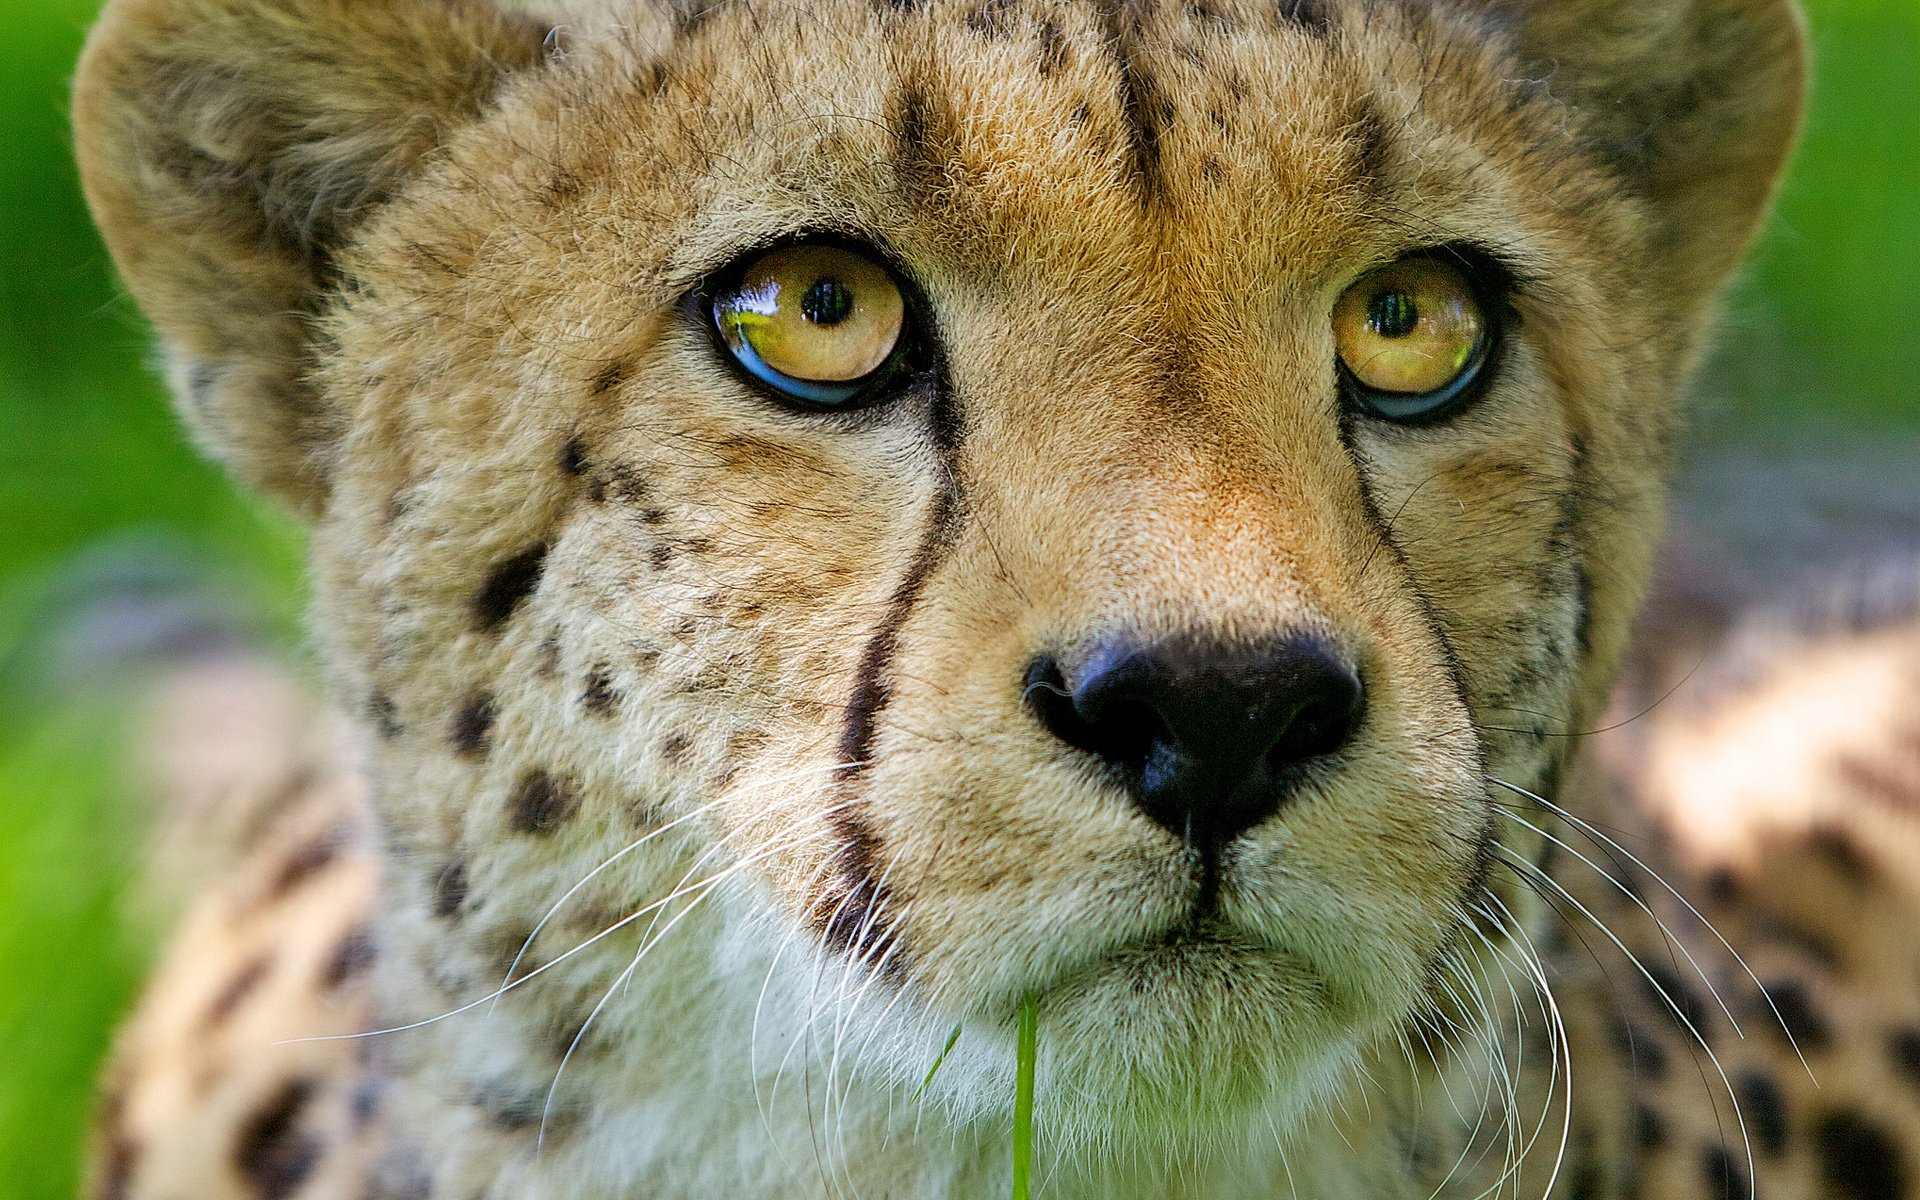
[801,278,854,326]
[1367,290,1418,338]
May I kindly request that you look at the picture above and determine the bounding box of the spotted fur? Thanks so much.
[69,0,1877,1194]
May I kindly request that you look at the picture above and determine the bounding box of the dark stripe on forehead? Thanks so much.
[1096,0,1169,206]
[1276,0,1331,34]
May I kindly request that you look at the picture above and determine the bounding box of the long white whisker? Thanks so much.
[1492,803,1742,1035]
[1489,775,1816,1083]
[281,817,845,1045]
[1497,846,1750,1197]
[495,760,865,1009]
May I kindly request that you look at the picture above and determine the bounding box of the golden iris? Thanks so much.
[713,244,906,406]
[1333,257,1487,407]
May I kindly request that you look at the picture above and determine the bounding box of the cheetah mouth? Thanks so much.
[1031,920,1322,1009]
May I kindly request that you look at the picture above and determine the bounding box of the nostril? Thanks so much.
[1023,655,1164,773]
[1264,668,1365,770]
[1022,655,1080,739]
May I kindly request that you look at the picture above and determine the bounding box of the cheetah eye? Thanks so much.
[1333,255,1493,423]
[709,242,909,410]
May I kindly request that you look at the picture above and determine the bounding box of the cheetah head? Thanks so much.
[74,0,1803,1162]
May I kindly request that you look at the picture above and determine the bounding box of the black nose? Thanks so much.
[1024,633,1364,851]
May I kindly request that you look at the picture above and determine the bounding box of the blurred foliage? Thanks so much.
[0,0,1912,1193]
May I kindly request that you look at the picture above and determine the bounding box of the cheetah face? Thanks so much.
[76,0,1803,1155]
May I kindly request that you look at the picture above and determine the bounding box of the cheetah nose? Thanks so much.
[1024,633,1365,852]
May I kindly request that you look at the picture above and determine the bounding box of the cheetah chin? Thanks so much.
[72,0,1917,1196]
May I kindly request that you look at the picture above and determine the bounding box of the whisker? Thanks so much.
[1494,846,1754,1198]
[1488,775,1816,1083]
[281,815,847,1045]
[495,759,867,1007]
[1491,799,1742,1034]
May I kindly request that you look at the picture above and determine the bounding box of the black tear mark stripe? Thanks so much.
[1335,421,1496,918]
[1276,0,1331,33]
[822,388,967,963]
[836,474,963,768]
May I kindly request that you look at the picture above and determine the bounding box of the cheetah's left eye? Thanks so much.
[1333,255,1492,423]
[710,243,908,410]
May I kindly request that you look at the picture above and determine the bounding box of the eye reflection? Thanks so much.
[711,244,906,408]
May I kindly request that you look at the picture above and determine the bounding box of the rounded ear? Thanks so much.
[1507,0,1808,313]
[72,0,553,515]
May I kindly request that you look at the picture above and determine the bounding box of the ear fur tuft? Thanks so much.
[73,0,552,513]
[1506,0,1807,310]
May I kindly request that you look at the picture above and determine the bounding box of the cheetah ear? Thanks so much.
[1510,0,1807,311]
[72,0,553,514]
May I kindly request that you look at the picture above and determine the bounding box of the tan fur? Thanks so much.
[68,0,1852,1194]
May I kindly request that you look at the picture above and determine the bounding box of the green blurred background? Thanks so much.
[0,0,1914,1193]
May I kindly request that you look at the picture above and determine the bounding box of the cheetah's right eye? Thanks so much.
[709,243,909,410]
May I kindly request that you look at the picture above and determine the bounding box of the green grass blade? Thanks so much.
[913,1023,964,1103]
[1012,994,1038,1200]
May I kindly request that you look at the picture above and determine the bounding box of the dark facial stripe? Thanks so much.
[1336,420,1499,928]
[837,483,962,771]
[822,389,967,963]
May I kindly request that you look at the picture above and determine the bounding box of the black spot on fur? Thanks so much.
[509,770,579,835]
[1276,0,1330,33]
[267,833,340,900]
[1634,1104,1666,1150]
[558,434,589,476]
[1888,1028,1920,1091]
[647,541,673,571]
[1036,15,1067,73]
[473,543,549,633]
[535,636,562,678]
[1701,1142,1748,1200]
[599,462,648,505]
[891,82,945,198]
[965,0,1017,37]
[1705,867,1740,903]
[1100,13,1170,205]
[349,1077,381,1128]
[202,954,272,1028]
[659,731,692,765]
[668,0,718,36]
[451,693,496,758]
[1807,825,1875,881]
[322,927,376,989]
[369,690,402,738]
[1641,962,1710,1036]
[1736,1070,1789,1156]
[581,665,620,716]
[590,360,631,396]
[483,1089,544,1131]
[1760,978,1832,1050]
[234,1079,320,1199]
[431,861,469,919]
[1815,1111,1908,1200]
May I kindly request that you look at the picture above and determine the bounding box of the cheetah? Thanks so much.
[71,0,1920,1194]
